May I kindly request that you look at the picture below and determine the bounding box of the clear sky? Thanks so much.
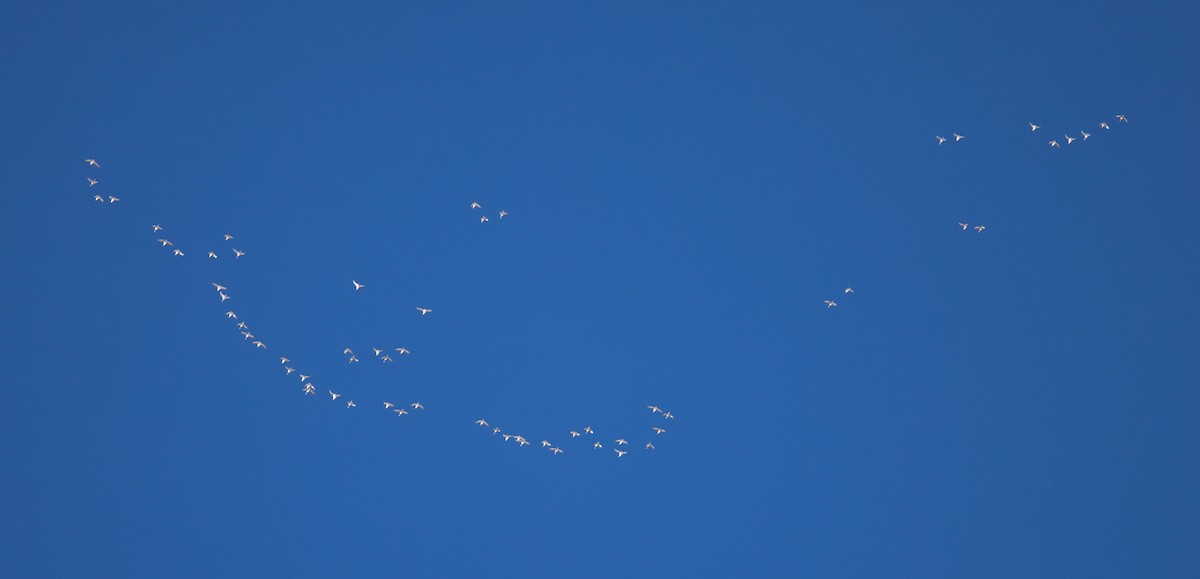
[1,1,1197,577]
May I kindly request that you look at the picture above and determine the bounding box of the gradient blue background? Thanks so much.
[2,1,1197,577]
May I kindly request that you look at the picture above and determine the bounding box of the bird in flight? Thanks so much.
[93,195,105,202]
[298,374,309,382]
[152,224,163,231]
[353,280,365,291]
[394,408,408,416]
[241,332,254,340]
[652,427,666,434]
[329,391,341,401]
[502,434,513,442]
[844,287,854,294]
[475,419,488,426]
[416,307,432,315]
[959,222,969,231]
[157,239,173,247]
[570,431,581,438]
[492,427,501,435]
[1049,140,1061,148]
[1029,122,1040,132]
[953,133,965,141]
[395,347,411,355]
[470,202,481,209]
[219,293,231,302]
[663,411,674,420]
[87,178,98,187]
[343,348,353,355]
[615,438,628,446]
[213,283,227,291]
[85,158,100,167]
[646,442,655,450]
[411,402,424,410]
[384,402,395,409]
[550,447,563,455]
[647,405,662,413]
[935,135,946,144]
[1100,121,1110,129]
[824,300,838,308]
[615,449,628,458]
[303,384,315,395]
[541,440,552,447]
[381,355,393,363]
[346,400,356,408]
[1065,134,1076,145]
[226,311,237,319]
[498,210,508,219]
[1081,131,1091,140]
[107,196,120,203]
[208,252,218,259]
[480,215,489,223]
[224,234,235,241]
[347,355,359,363]
[974,225,986,233]
[1116,114,1128,123]
[279,356,289,364]
[372,347,382,357]
[232,249,245,258]
[285,367,294,375]
[252,341,267,349]
[593,442,603,449]
[584,426,594,435]
[172,249,185,256]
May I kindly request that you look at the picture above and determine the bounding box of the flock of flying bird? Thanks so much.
[82,115,1130,460]
[82,163,670,460]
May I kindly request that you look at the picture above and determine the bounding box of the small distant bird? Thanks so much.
[1100,121,1110,129]
[615,449,628,458]
[411,402,424,410]
[252,341,266,349]
[372,347,382,357]
[416,307,432,315]
[395,347,411,355]
[85,159,100,167]
[652,427,666,434]
[219,293,230,302]
[157,239,173,247]
[280,357,289,364]
[208,252,218,259]
[299,375,310,383]
[241,332,253,339]
[1049,140,1061,148]
[646,442,655,450]
[593,442,603,449]
[384,402,395,409]
[824,300,837,308]
[1029,122,1040,132]
[232,249,245,258]
[213,283,227,291]
[974,225,986,233]
[475,419,488,426]
[226,311,237,318]
[470,202,481,209]
[329,391,341,401]
[584,426,594,434]
[570,431,581,438]
[1081,131,1091,140]
[480,215,489,223]
[152,224,163,231]
[343,348,353,355]
[173,249,185,256]
[353,280,364,291]
[498,210,508,219]
[94,195,104,202]
[550,447,563,455]
[492,427,501,435]
[87,178,98,187]
[663,412,674,420]
[224,234,235,241]
[303,384,315,395]
[615,439,628,446]
[346,400,356,408]
[541,440,551,447]
[935,135,947,144]
[107,196,119,203]
[1065,134,1075,145]
[394,408,408,416]
[285,367,294,375]
[953,133,964,141]
[237,322,248,329]
[844,287,854,294]
[381,355,393,363]
[502,434,513,442]
[647,405,662,413]
[348,355,359,363]
[1116,114,1128,123]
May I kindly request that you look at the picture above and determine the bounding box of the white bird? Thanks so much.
[173,249,185,256]
[394,408,408,416]
[329,391,341,401]
[303,384,315,395]
[232,248,245,258]
[492,427,501,435]
[226,311,237,318]
[157,239,173,247]
[384,402,395,409]
[844,287,854,294]
[219,293,231,302]
[87,178,98,187]
[470,202,481,209]
[974,225,986,233]
[214,283,228,291]
[593,442,603,449]
[824,300,837,308]
[615,449,628,458]
[285,367,295,375]
[502,434,513,441]
[346,400,356,408]
[344,348,353,355]
[416,307,432,315]
[252,341,266,349]
[1049,140,1061,148]
[1116,114,1128,123]
[85,159,100,167]
[652,427,666,434]
[241,332,254,339]
[1029,122,1040,132]
[615,438,628,446]
[279,356,289,364]
[208,252,218,259]
[299,374,309,382]
[1065,134,1076,145]
[395,347,411,355]
[647,405,661,413]
[584,426,594,434]
[953,133,964,141]
[381,355,393,363]
[152,224,163,231]
[348,355,359,363]
[663,412,674,420]
[570,431,581,438]
[224,234,235,241]
[238,322,249,330]
[353,280,365,291]
[550,447,563,455]
[646,442,655,450]
[1100,121,1110,129]
[541,440,551,447]
[480,215,489,223]
[935,135,946,144]
[94,195,104,202]
[107,196,119,203]
[498,210,508,219]
[411,402,424,410]
[1081,131,1091,140]
[372,347,382,357]
[475,419,488,426]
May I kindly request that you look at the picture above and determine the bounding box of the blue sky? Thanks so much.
[1,1,1197,577]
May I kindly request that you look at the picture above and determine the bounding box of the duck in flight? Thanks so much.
[470,202,481,209]
[1081,130,1091,140]
[1065,134,1076,145]
[416,307,432,315]
[411,402,424,410]
[652,427,666,434]
[824,300,837,308]
[614,449,628,458]
[1116,114,1128,123]
[87,178,98,187]
[353,280,365,291]
[935,135,946,144]
[85,158,100,167]
[1049,140,1061,148]
[329,391,341,401]
[953,133,965,141]
[232,248,245,258]
[173,249,185,256]
[1029,122,1040,132]
[475,419,488,426]
[208,252,218,259]
[152,224,163,231]
[974,225,986,233]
